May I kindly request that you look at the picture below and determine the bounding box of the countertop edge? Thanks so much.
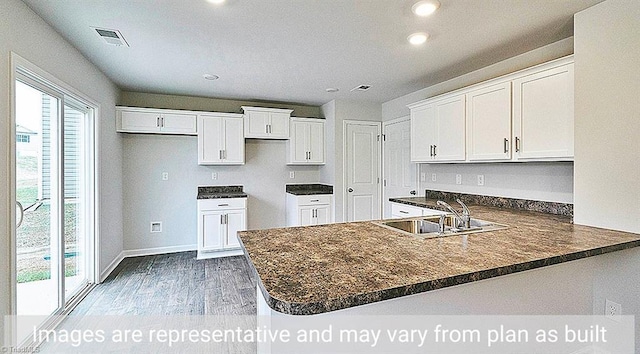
[246,237,640,316]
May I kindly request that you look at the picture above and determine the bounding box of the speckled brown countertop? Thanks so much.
[238,204,640,316]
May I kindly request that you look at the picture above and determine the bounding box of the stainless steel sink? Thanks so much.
[374,215,507,239]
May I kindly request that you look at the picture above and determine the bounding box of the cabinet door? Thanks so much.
[435,95,466,161]
[298,206,315,226]
[269,112,290,139]
[466,82,512,161]
[513,63,574,159]
[161,112,197,134]
[244,111,270,138]
[120,110,161,133]
[198,116,223,164]
[222,117,245,164]
[314,205,331,225]
[202,211,224,251]
[290,120,309,163]
[224,210,246,249]
[410,103,437,162]
[307,121,325,163]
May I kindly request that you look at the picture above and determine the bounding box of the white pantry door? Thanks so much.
[345,121,381,221]
[383,117,416,218]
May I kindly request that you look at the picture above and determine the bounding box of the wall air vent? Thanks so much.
[92,27,129,47]
[351,84,372,92]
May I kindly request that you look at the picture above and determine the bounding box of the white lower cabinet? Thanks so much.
[390,202,446,219]
[197,198,247,259]
[286,194,333,226]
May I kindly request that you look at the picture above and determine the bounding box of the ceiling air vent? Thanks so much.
[92,27,129,47]
[351,84,372,92]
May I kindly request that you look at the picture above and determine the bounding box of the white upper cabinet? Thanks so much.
[408,55,574,164]
[287,117,325,165]
[198,113,244,165]
[116,106,197,135]
[242,106,293,139]
[512,62,574,160]
[409,93,466,162]
[466,81,512,161]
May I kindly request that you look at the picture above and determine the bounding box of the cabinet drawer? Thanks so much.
[296,195,332,205]
[198,198,246,210]
[391,203,424,217]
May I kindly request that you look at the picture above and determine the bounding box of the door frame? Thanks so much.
[382,116,419,217]
[342,120,382,221]
[9,53,100,333]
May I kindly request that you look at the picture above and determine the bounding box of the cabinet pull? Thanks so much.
[399,210,409,214]
[218,203,229,207]
[161,117,164,127]
[156,117,160,127]
[433,145,437,157]
[219,150,223,159]
[515,137,521,152]
[504,138,509,153]
[310,199,319,202]
[220,214,225,224]
[429,145,433,157]
[266,124,269,134]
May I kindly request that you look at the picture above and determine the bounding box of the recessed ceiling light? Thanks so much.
[206,0,225,4]
[203,74,219,80]
[412,0,440,17]
[326,88,339,93]
[408,32,429,45]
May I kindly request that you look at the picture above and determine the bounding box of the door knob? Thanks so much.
[348,188,353,193]
[410,190,416,195]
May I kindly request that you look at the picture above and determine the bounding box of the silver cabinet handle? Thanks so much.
[429,145,433,157]
[504,138,509,153]
[219,150,223,159]
[161,117,164,127]
[218,203,229,207]
[220,214,224,224]
[310,199,319,202]
[16,201,24,228]
[399,210,409,214]
[515,137,521,152]
[157,117,160,127]
[266,124,269,134]
[433,145,437,157]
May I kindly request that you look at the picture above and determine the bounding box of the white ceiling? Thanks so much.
[22,0,601,106]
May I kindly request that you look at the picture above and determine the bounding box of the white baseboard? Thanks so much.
[100,251,125,282]
[122,244,197,258]
[99,244,197,282]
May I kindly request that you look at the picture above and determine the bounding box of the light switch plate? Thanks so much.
[477,175,485,186]
[212,172,218,180]
[289,171,295,179]
[162,172,168,181]
[456,174,462,185]
[431,173,437,182]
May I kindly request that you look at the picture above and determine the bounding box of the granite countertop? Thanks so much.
[286,184,333,196]
[197,185,247,199]
[239,204,640,316]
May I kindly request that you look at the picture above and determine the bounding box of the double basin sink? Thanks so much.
[375,214,508,239]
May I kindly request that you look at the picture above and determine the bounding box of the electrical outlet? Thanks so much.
[605,299,622,321]
[420,173,426,182]
[150,222,162,233]
[431,173,437,182]
[456,174,462,185]
[162,172,168,181]
[289,171,295,179]
[477,174,485,186]
[212,172,218,180]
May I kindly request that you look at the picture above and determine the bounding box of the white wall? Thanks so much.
[573,0,640,233]
[320,100,382,222]
[122,134,321,252]
[382,38,576,203]
[0,0,122,345]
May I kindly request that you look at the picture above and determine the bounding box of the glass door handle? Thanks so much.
[16,201,24,228]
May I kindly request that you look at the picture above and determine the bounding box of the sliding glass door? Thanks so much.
[13,64,96,341]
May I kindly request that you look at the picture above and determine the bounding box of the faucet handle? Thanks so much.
[456,199,470,216]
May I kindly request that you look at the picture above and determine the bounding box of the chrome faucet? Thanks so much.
[437,199,471,229]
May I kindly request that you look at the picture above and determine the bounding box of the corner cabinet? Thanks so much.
[242,106,292,139]
[116,106,197,135]
[198,113,245,165]
[197,198,247,259]
[512,61,574,160]
[286,194,333,226]
[287,117,325,165]
[409,93,466,162]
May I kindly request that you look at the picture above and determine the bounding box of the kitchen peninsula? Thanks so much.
[239,196,640,317]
